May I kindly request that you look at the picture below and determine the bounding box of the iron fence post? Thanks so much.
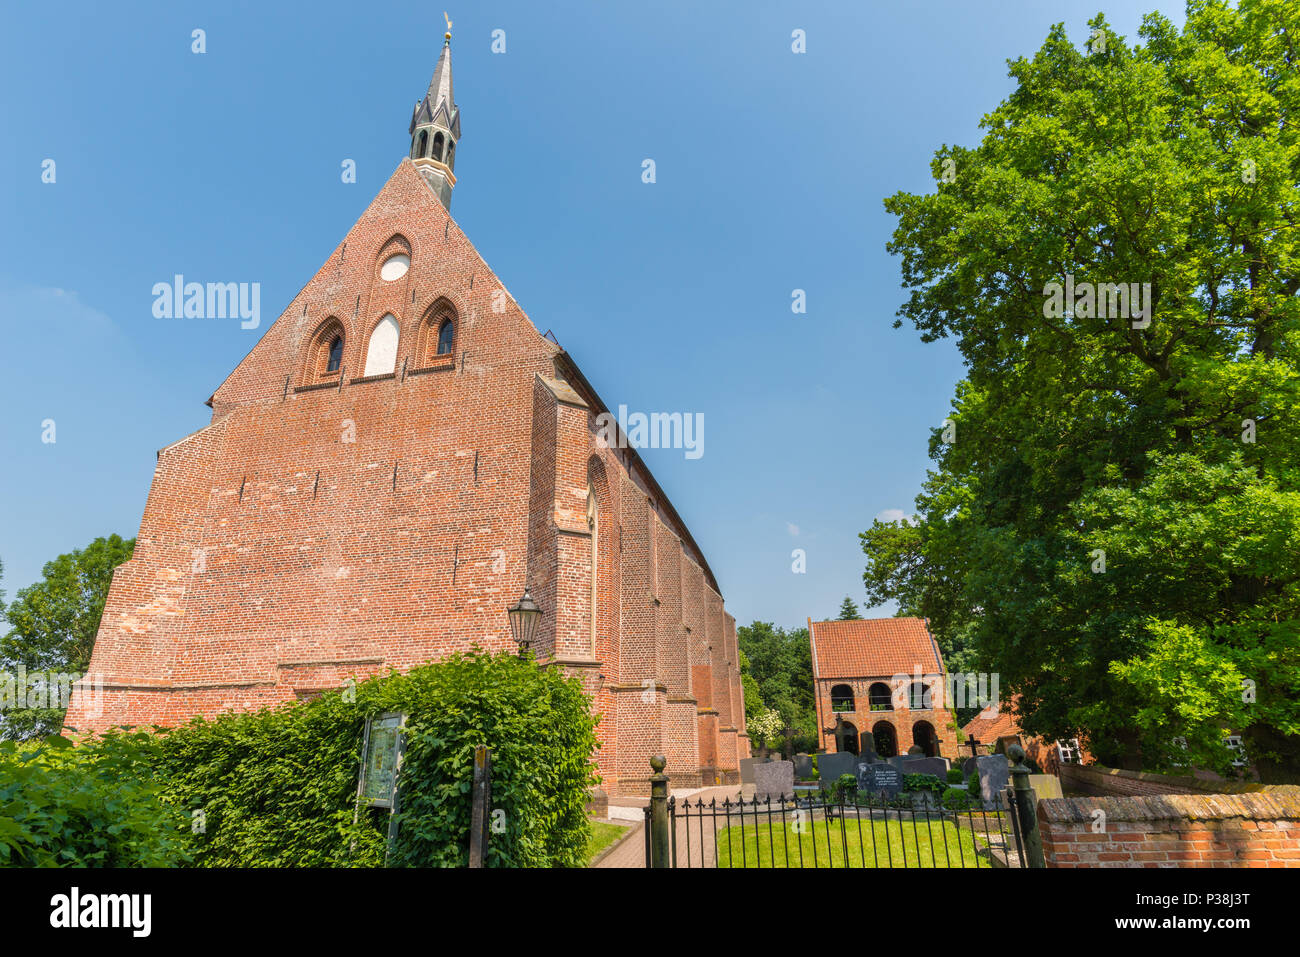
[649,755,670,868]
[1007,743,1046,868]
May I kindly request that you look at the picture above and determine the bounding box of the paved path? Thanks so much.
[595,785,742,868]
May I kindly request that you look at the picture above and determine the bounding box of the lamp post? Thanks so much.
[507,586,542,659]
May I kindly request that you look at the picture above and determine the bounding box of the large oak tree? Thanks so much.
[866,1,1300,779]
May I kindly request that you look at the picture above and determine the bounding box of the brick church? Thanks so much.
[64,33,748,795]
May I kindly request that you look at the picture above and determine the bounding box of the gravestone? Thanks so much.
[961,756,979,777]
[854,759,873,790]
[740,757,759,785]
[1029,773,1063,800]
[976,754,1010,808]
[753,760,795,803]
[888,755,909,774]
[863,763,903,798]
[792,753,814,780]
[901,756,949,780]
[818,751,858,787]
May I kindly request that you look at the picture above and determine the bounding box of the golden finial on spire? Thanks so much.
[443,11,452,40]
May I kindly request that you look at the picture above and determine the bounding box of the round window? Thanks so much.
[380,253,410,281]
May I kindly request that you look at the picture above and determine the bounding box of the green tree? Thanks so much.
[0,535,135,740]
[869,1,1300,779]
[737,621,816,743]
[738,648,765,724]
[837,596,862,620]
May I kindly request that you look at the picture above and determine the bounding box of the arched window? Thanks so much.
[415,130,428,160]
[868,682,893,711]
[415,299,458,367]
[303,317,346,385]
[362,314,399,377]
[432,132,445,162]
[436,319,454,355]
[445,141,455,169]
[907,681,933,710]
[872,721,898,758]
[912,720,938,757]
[830,684,855,713]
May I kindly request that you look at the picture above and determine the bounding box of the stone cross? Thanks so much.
[967,736,981,758]
[783,723,794,760]
[824,714,848,753]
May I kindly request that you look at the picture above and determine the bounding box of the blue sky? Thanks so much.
[0,1,1186,631]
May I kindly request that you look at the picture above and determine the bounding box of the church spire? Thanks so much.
[409,15,461,209]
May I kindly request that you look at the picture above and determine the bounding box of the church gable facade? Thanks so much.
[63,36,747,796]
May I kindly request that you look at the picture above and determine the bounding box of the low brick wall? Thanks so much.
[1038,787,1300,868]
[1060,763,1261,797]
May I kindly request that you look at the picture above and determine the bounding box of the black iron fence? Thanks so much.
[643,744,1047,869]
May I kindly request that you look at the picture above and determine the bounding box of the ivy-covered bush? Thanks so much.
[901,772,946,798]
[0,651,600,868]
[0,734,191,866]
[941,787,970,811]
[826,773,858,803]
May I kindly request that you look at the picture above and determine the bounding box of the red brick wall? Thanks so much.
[63,159,743,795]
[1060,764,1263,798]
[814,676,959,759]
[1039,789,1300,868]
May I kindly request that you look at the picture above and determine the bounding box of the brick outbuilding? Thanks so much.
[63,36,746,795]
[809,617,958,759]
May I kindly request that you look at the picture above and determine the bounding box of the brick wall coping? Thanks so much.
[1065,762,1263,794]
[1039,786,1300,824]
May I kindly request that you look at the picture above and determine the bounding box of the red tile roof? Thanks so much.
[962,708,1021,743]
[808,617,945,680]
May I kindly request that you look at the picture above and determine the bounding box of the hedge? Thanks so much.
[0,651,601,868]
[0,734,190,867]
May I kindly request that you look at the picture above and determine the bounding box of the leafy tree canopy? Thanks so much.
[0,534,134,740]
[868,0,1300,779]
[737,621,817,742]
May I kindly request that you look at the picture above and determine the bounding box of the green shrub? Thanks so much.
[1,651,601,868]
[968,770,980,795]
[941,787,970,811]
[826,773,858,803]
[156,651,599,868]
[0,734,191,867]
[901,772,946,797]
[946,767,964,784]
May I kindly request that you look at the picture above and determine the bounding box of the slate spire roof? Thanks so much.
[409,35,460,139]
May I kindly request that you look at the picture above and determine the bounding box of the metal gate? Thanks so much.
[645,788,1032,868]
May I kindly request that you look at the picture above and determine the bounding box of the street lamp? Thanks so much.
[507,586,542,658]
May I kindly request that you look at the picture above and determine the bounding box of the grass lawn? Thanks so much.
[585,819,630,864]
[715,815,985,868]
